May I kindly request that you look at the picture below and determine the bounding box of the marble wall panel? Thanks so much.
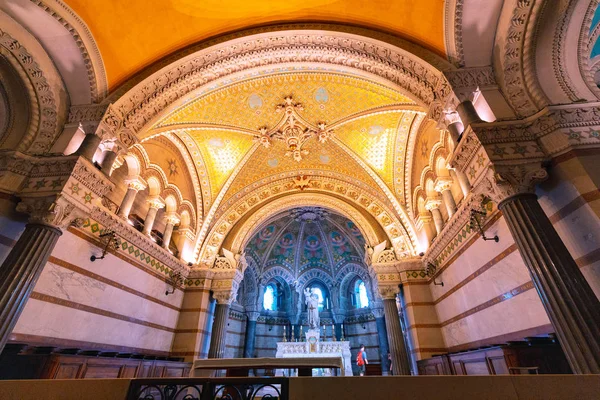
[441,290,550,348]
[12,299,174,352]
[32,261,179,329]
[552,204,600,261]
[582,260,600,298]
[429,217,515,303]
[50,231,184,308]
[434,251,532,323]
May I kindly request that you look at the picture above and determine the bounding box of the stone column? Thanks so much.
[0,197,80,352]
[162,213,180,250]
[373,308,390,375]
[333,313,345,341]
[243,311,260,358]
[456,100,482,128]
[425,198,444,235]
[480,166,600,374]
[208,295,232,359]
[117,179,146,219]
[380,287,411,375]
[435,177,457,217]
[445,111,464,144]
[100,150,118,174]
[75,133,102,161]
[142,197,165,236]
[452,169,471,197]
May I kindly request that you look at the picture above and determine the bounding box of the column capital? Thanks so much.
[147,196,165,210]
[476,163,548,205]
[434,177,454,193]
[372,307,385,319]
[125,177,147,192]
[424,197,442,211]
[245,311,261,321]
[378,285,399,300]
[212,291,236,305]
[16,195,84,230]
[165,212,181,226]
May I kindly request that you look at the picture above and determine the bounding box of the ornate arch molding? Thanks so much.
[102,25,453,136]
[494,0,548,118]
[29,0,107,102]
[297,269,334,291]
[444,0,465,67]
[579,1,600,98]
[199,180,417,266]
[0,13,67,154]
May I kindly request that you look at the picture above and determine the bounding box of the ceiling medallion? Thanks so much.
[254,96,334,162]
[290,207,328,222]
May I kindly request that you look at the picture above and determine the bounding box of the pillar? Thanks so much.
[142,197,165,236]
[0,222,62,351]
[435,177,457,217]
[373,308,390,375]
[208,301,231,359]
[499,192,600,373]
[425,198,443,235]
[162,213,180,250]
[74,133,101,161]
[456,100,482,129]
[452,169,471,197]
[243,312,260,358]
[445,111,464,144]
[101,150,118,174]
[117,179,146,219]
[380,288,411,375]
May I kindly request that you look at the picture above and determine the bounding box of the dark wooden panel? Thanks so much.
[119,365,139,378]
[53,363,84,379]
[489,356,509,375]
[462,359,490,375]
[83,364,121,379]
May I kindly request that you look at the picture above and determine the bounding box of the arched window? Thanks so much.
[352,279,369,309]
[263,284,277,311]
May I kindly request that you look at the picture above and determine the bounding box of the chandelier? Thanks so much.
[254,96,334,162]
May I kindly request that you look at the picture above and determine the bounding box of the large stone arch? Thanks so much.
[96,25,453,141]
[199,178,418,265]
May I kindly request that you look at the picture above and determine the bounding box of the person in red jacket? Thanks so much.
[357,344,368,376]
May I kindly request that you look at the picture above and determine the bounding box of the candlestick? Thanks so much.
[341,323,345,341]
[332,324,336,342]
[292,325,296,342]
[283,325,287,342]
[300,325,303,341]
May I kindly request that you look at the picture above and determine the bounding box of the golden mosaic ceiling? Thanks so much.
[150,71,425,216]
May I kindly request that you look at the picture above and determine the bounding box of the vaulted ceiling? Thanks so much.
[62,0,446,88]
[144,71,425,220]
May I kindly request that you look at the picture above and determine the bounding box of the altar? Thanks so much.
[275,328,353,376]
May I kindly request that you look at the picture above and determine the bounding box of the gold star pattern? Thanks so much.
[70,182,80,195]
[50,178,63,189]
[84,192,93,204]
[34,179,47,190]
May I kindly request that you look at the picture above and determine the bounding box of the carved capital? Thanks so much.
[165,213,181,226]
[434,177,454,193]
[147,196,165,210]
[213,291,236,305]
[16,195,83,229]
[477,163,548,204]
[371,308,385,319]
[424,197,443,211]
[378,285,399,300]
[245,311,261,321]
[125,177,147,192]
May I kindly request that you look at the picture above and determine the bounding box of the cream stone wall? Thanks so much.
[11,229,186,354]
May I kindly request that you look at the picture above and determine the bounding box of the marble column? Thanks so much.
[456,100,482,128]
[208,301,231,359]
[381,288,411,375]
[100,150,118,174]
[499,193,600,374]
[243,312,260,358]
[445,111,464,144]
[117,179,146,219]
[452,169,471,197]
[425,198,444,235]
[435,177,457,217]
[0,222,62,351]
[373,308,390,375]
[142,197,165,236]
[162,213,180,250]
[75,133,102,161]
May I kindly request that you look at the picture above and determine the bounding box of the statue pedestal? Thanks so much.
[276,328,352,376]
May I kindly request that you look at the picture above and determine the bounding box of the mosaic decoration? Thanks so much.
[271,232,295,262]
[330,231,352,260]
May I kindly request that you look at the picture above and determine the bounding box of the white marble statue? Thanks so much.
[304,287,320,329]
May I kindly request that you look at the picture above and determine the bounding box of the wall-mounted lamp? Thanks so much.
[165,271,183,296]
[470,209,499,242]
[90,231,120,262]
[426,262,444,287]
